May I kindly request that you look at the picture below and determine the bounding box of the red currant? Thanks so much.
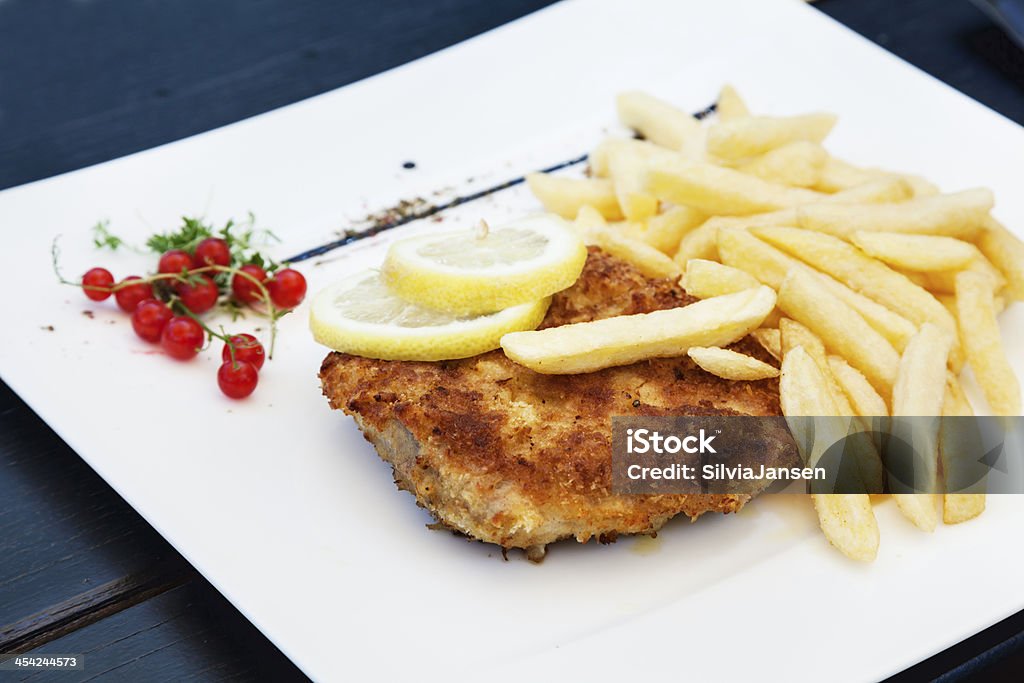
[221,334,265,370]
[231,264,267,304]
[160,316,205,360]
[158,249,195,274]
[267,268,307,309]
[176,275,219,314]
[131,299,173,343]
[115,276,154,313]
[195,237,231,268]
[82,267,114,301]
[217,360,259,399]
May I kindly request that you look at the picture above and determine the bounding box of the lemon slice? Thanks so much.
[310,271,550,361]
[381,214,587,315]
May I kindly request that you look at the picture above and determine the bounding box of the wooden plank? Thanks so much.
[0,568,189,655]
[13,581,308,682]
[0,382,189,626]
[0,0,560,190]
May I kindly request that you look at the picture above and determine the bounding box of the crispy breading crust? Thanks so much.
[320,248,784,557]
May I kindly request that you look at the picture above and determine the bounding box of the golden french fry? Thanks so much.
[796,188,994,239]
[890,323,952,532]
[779,319,856,415]
[574,204,607,231]
[778,320,885,491]
[716,228,918,352]
[828,356,889,417]
[892,323,951,416]
[814,157,940,197]
[977,216,1024,301]
[824,177,912,205]
[850,232,976,272]
[944,493,986,524]
[646,159,823,215]
[902,254,1007,295]
[717,84,750,121]
[810,493,880,562]
[526,173,623,220]
[501,286,776,374]
[735,141,827,188]
[939,374,986,524]
[607,147,660,221]
[673,222,720,264]
[616,91,702,153]
[687,346,779,380]
[751,328,781,361]
[956,271,1021,415]
[944,371,973,417]
[588,227,680,279]
[707,113,837,159]
[623,205,705,255]
[589,137,681,178]
[681,259,760,299]
[755,227,958,339]
[780,346,879,562]
[777,268,901,395]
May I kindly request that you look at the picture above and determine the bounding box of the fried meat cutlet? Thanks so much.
[320,248,786,559]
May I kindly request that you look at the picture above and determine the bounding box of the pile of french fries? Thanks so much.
[518,87,1024,561]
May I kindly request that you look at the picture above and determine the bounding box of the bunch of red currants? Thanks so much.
[79,236,306,399]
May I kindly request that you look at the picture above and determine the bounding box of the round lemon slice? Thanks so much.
[310,271,550,361]
[381,214,587,315]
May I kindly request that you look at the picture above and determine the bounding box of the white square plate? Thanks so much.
[1,1,1023,680]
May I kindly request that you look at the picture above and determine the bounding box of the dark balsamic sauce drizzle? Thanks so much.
[284,102,718,264]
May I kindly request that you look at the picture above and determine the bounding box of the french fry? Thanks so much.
[777,268,901,395]
[891,323,952,532]
[779,319,857,416]
[646,159,823,215]
[809,493,880,562]
[735,141,827,188]
[892,324,951,416]
[956,271,1021,415]
[623,205,705,255]
[616,91,702,153]
[707,113,837,160]
[850,232,976,272]
[716,228,918,352]
[940,374,986,524]
[944,493,986,524]
[814,157,939,197]
[780,346,879,561]
[824,177,912,204]
[589,137,680,178]
[796,188,994,239]
[673,222,720,264]
[526,173,623,221]
[751,328,781,361]
[607,146,660,221]
[828,356,889,417]
[977,216,1024,301]
[754,227,958,340]
[716,84,750,121]
[501,286,776,374]
[687,346,779,380]
[681,259,760,299]
[902,254,1007,295]
[588,227,681,279]
[778,320,885,491]
[573,204,607,231]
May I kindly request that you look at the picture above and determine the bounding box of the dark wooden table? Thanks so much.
[1,1,1022,680]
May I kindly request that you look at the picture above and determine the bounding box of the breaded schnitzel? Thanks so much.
[320,248,786,559]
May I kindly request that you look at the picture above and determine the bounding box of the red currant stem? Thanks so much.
[52,237,282,360]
